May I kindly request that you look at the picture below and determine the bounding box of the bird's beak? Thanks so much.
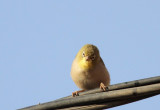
[85,56,90,61]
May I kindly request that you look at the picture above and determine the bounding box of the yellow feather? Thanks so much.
[79,58,93,69]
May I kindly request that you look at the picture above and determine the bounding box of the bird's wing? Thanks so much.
[100,57,105,66]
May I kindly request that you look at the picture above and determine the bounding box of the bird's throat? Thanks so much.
[79,59,93,70]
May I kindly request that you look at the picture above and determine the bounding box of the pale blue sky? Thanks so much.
[0,0,160,110]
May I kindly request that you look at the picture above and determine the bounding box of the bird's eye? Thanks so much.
[82,52,85,57]
[91,55,95,60]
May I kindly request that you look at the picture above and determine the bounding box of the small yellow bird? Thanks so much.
[71,44,110,96]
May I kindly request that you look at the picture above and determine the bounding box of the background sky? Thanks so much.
[1,0,160,110]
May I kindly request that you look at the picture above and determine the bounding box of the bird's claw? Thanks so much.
[72,91,79,97]
[100,82,107,91]
[72,90,85,97]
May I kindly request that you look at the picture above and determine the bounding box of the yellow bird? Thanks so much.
[71,44,110,96]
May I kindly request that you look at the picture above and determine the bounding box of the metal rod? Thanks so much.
[19,82,160,110]
[56,76,160,101]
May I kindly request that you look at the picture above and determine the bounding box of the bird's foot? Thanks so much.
[72,90,85,97]
[100,82,108,91]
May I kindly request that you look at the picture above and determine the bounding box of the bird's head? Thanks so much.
[76,44,100,69]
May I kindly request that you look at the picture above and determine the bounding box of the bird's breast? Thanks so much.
[71,59,110,90]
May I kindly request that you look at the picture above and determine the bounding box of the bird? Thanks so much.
[71,44,110,97]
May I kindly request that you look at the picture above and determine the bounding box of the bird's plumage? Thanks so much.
[71,44,110,91]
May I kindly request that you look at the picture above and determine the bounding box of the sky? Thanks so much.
[0,0,160,110]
